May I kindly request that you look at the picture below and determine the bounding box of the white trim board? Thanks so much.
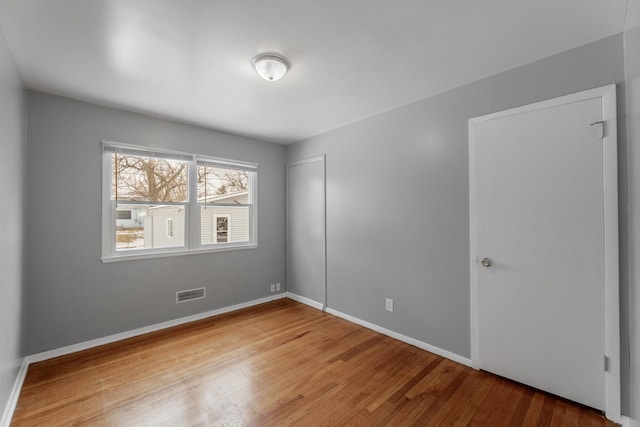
[286,155,326,168]
[468,84,620,423]
[325,307,472,368]
[285,296,472,367]
[286,292,324,311]
[0,359,29,427]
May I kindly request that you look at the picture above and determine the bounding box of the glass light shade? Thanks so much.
[252,54,289,81]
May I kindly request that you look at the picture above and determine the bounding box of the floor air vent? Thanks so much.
[176,287,206,303]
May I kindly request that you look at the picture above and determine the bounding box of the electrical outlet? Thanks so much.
[270,284,275,292]
[275,283,281,291]
[385,298,394,312]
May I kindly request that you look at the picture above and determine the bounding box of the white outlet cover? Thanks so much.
[270,284,275,292]
[386,298,394,312]
[276,283,281,291]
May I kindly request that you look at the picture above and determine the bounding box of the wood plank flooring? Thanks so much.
[12,299,616,426]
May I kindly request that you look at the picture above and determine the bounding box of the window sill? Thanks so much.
[101,244,258,263]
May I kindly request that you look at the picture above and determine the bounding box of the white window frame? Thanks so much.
[101,141,258,263]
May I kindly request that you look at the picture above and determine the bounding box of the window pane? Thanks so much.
[201,206,249,244]
[116,209,132,220]
[197,165,249,203]
[112,154,188,202]
[116,204,185,251]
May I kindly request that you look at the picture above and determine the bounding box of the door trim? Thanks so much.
[468,85,620,422]
[286,155,327,310]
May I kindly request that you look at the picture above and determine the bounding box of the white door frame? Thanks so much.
[468,85,620,422]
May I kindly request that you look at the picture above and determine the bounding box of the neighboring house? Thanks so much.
[200,191,250,245]
[115,207,144,229]
[143,206,185,249]
[143,191,249,248]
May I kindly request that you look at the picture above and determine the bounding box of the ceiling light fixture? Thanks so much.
[252,53,289,82]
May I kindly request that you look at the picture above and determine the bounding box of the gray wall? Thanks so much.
[25,92,287,354]
[0,26,25,420]
[624,24,640,427]
[288,34,630,410]
[8,20,638,426]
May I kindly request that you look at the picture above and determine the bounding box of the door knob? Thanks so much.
[480,257,492,267]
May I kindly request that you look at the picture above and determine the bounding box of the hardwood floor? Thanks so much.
[12,299,616,426]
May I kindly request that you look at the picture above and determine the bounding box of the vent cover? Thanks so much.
[176,287,206,303]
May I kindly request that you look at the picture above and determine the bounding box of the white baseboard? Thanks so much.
[324,307,472,368]
[620,415,631,427]
[282,296,471,367]
[0,358,29,427]
[26,293,286,364]
[286,292,324,311]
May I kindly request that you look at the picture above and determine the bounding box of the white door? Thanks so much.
[287,156,326,308]
[469,86,619,414]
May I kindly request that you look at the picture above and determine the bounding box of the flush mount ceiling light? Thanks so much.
[252,53,289,82]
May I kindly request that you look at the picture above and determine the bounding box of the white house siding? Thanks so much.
[200,205,249,244]
[143,207,186,248]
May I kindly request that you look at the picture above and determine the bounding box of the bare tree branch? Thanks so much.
[113,155,248,203]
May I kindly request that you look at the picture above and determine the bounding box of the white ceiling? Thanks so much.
[0,1,631,144]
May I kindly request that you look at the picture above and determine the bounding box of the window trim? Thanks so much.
[101,140,258,262]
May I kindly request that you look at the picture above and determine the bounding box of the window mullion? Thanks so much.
[251,170,257,244]
[102,151,115,256]
[188,155,199,250]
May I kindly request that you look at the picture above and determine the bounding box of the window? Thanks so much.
[166,218,174,238]
[198,162,251,246]
[214,215,230,243]
[116,210,132,220]
[102,141,257,261]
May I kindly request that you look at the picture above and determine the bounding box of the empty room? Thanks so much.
[1,1,639,426]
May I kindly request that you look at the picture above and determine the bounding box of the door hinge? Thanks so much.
[604,355,610,372]
[590,121,605,139]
